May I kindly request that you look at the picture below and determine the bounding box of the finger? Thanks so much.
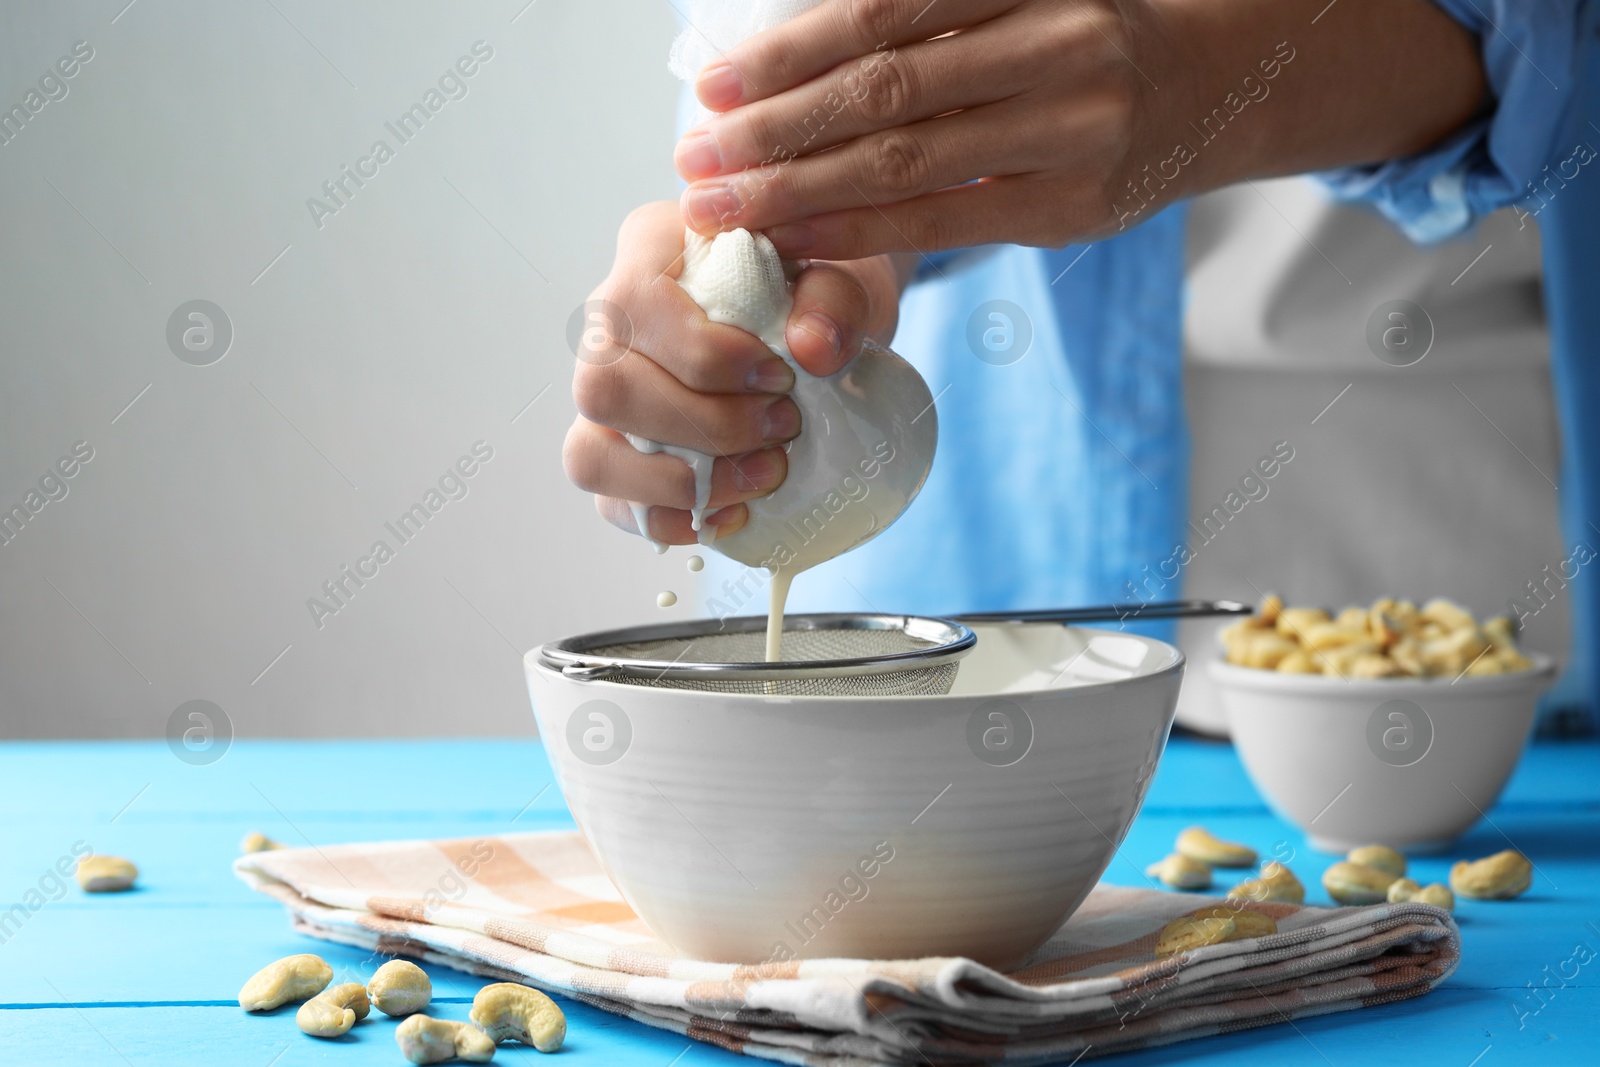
[785,263,874,377]
[597,496,748,547]
[766,175,1117,260]
[573,345,802,455]
[564,419,788,507]
[678,29,1028,181]
[697,0,1019,109]
[594,209,793,394]
[683,98,1079,234]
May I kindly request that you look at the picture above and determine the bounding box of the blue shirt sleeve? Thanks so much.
[1317,0,1586,242]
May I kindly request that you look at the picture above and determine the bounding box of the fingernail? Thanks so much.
[734,449,784,492]
[704,505,745,541]
[697,62,744,109]
[793,312,841,360]
[746,358,795,393]
[765,223,816,255]
[682,181,743,231]
[762,398,801,443]
[675,129,722,180]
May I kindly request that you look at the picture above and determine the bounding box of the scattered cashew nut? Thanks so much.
[296,982,370,1038]
[1415,883,1457,910]
[1227,861,1305,903]
[1322,861,1399,905]
[469,982,567,1053]
[239,954,334,1011]
[1175,827,1257,868]
[76,856,138,892]
[1347,845,1407,878]
[1154,905,1277,957]
[1387,878,1455,911]
[395,1015,496,1064]
[240,831,284,853]
[1145,853,1212,890]
[1450,850,1533,900]
[369,959,433,1017]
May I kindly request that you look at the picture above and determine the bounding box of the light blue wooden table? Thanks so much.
[0,736,1594,1065]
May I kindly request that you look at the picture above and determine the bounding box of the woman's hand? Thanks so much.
[673,0,1485,260]
[564,200,903,545]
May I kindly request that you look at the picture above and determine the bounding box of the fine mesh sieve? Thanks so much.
[537,600,1250,697]
[539,613,974,696]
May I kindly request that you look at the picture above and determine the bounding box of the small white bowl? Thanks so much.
[1211,655,1555,853]
[527,622,1182,968]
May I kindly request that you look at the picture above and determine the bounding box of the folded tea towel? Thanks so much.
[235,831,1459,1065]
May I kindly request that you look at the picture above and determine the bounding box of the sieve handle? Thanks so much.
[953,599,1253,625]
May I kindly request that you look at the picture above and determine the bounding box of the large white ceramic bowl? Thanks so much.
[525,621,1183,968]
[1212,655,1555,854]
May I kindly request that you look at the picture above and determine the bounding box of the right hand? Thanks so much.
[564,201,902,546]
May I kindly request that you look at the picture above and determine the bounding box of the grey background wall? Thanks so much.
[0,1,698,738]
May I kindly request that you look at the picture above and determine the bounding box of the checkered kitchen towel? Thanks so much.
[235,831,1459,1065]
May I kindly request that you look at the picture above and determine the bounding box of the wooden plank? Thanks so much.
[1,736,1594,1065]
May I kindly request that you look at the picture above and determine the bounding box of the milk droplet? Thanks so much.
[686,555,704,572]
[657,591,678,608]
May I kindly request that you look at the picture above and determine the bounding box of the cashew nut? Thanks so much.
[1145,853,1212,890]
[395,1015,496,1064]
[369,959,433,1017]
[1422,598,1477,631]
[240,831,284,853]
[239,954,334,1011]
[1155,915,1235,957]
[1415,883,1457,910]
[469,982,566,1053]
[1227,861,1305,903]
[1175,827,1257,868]
[1322,861,1399,904]
[1450,850,1533,900]
[1388,878,1455,911]
[1154,905,1277,957]
[76,855,138,892]
[1257,593,1283,625]
[296,982,370,1038]
[1276,650,1319,674]
[1276,607,1331,638]
[1228,597,1532,677]
[1347,845,1406,878]
[1385,877,1421,903]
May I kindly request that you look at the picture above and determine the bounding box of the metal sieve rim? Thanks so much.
[538,612,976,683]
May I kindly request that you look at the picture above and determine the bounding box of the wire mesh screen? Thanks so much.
[578,626,962,696]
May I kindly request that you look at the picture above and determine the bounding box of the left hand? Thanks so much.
[674,0,1176,258]
[672,0,1486,261]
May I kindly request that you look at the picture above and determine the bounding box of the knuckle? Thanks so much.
[855,55,914,125]
[570,365,621,426]
[870,130,931,198]
[848,0,907,46]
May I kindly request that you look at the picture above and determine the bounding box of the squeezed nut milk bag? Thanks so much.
[626,228,937,658]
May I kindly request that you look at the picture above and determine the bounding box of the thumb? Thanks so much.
[784,262,873,377]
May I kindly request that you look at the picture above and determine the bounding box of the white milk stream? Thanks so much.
[625,229,937,660]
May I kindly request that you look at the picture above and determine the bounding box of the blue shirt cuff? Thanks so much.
[1317,0,1584,243]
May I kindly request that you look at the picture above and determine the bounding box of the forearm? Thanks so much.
[1150,0,1485,197]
